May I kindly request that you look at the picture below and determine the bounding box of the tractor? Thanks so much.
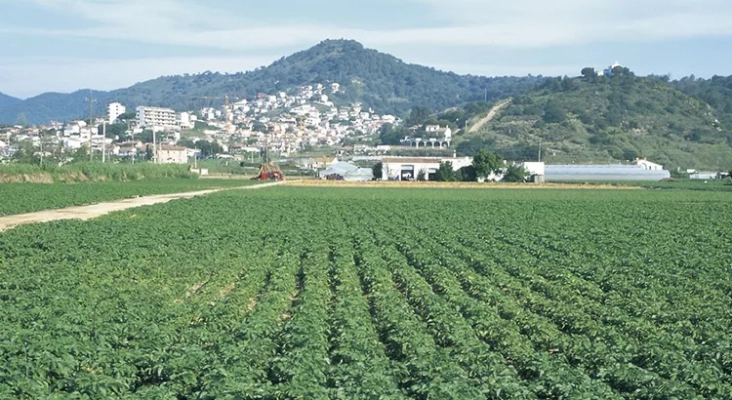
[255,163,285,181]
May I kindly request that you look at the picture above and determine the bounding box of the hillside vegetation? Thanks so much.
[459,67,732,170]
[0,92,21,110]
[0,40,540,124]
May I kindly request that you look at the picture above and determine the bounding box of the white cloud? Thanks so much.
[0,55,277,98]
[6,0,732,49]
[3,0,732,96]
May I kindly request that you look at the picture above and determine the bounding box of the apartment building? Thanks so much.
[108,102,126,123]
[136,106,178,130]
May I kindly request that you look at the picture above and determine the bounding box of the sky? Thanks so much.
[1,0,732,99]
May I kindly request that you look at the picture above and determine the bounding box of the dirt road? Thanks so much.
[469,99,511,133]
[0,181,283,232]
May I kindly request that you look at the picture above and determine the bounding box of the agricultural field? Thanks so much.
[0,179,257,216]
[1,187,731,399]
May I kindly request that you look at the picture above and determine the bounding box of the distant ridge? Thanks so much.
[0,92,21,113]
[0,39,541,124]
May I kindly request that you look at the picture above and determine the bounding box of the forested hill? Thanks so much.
[0,92,21,110]
[458,67,732,170]
[0,40,541,124]
[670,75,732,126]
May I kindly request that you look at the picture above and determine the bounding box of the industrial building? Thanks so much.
[381,156,473,181]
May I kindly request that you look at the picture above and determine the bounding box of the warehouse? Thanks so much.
[381,156,473,181]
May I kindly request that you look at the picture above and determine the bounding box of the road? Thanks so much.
[468,99,512,133]
[0,181,283,232]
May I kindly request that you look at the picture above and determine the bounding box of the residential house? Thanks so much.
[156,145,188,164]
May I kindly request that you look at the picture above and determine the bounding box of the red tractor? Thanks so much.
[256,163,285,181]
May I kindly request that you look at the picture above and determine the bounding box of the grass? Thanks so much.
[0,162,197,182]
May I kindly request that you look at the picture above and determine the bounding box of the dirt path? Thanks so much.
[0,181,283,232]
[469,99,511,133]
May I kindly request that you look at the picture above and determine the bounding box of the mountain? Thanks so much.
[456,67,732,170]
[0,40,541,125]
[0,92,21,111]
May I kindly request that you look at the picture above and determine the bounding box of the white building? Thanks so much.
[381,156,473,181]
[108,102,126,123]
[633,158,663,171]
[179,112,194,129]
[156,145,188,164]
[136,106,178,131]
[521,162,545,176]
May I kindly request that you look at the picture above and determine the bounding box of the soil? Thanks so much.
[285,180,641,190]
[0,181,282,232]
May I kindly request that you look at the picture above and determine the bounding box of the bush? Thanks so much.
[0,162,197,182]
[502,165,528,182]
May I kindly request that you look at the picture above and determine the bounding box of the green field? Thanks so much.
[0,179,257,216]
[1,187,731,399]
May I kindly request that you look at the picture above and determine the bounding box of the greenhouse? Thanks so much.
[545,164,670,182]
[318,161,374,181]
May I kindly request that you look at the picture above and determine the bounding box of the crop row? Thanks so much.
[1,187,731,399]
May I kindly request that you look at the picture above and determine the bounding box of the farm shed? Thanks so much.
[544,164,670,182]
[381,157,473,181]
[318,161,373,181]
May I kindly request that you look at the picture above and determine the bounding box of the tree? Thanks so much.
[417,169,427,181]
[472,149,502,179]
[378,123,408,145]
[542,100,566,124]
[581,67,596,79]
[252,122,269,133]
[11,140,39,164]
[118,111,136,121]
[372,162,383,180]
[70,146,89,163]
[458,165,477,182]
[434,161,458,182]
[407,106,432,127]
[183,140,223,157]
[97,123,128,139]
[502,165,528,182]
[456,136,496,156]
[16,113,27,127]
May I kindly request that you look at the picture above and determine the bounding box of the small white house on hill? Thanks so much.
[633,158,664,170]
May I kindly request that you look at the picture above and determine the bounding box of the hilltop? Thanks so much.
[456,67,732,170]
[0,40,540,124]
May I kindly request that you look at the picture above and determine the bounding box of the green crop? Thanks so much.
[1,187,730,398]
[0,179,256,216]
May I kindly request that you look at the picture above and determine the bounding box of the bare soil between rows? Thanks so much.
[0,182,282,232]
[285,179,641,190]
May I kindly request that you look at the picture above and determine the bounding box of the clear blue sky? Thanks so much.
[1,0,731,98]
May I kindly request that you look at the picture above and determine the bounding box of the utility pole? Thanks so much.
[152,130,157,164]
[127,120,135,164]
[39,135,43,167]
[102,122,106,163]
[88,90,95,162]
[538,138,542,162]
[484,87,487,102]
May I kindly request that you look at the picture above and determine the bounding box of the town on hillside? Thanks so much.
[0,82,458,167]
